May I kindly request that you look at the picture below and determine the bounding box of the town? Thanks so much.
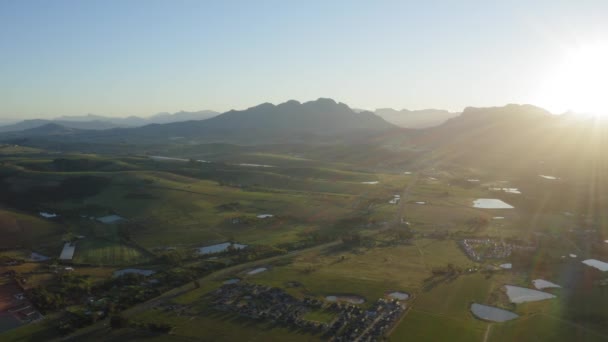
[210,282,406,341]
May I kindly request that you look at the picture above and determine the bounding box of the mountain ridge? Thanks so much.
[0,110,219,133]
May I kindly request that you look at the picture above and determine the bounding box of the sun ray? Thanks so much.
[535,42,608,116]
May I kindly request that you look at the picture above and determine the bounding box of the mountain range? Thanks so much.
[0,105,461,133]
[2,99,601,168]
[0,110,219,133]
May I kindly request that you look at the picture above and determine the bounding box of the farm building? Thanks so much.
[59,243,76,260]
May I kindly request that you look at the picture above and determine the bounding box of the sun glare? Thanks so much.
[536,42,608,116]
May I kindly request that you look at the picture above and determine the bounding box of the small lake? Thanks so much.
[387,291,409,300]
[582,259,608,271]
[29,252,50,262]
[361,181,379,185]
[114,269,156,277]
[470,303,518,322]
[97,215,124,224]
[238,163,274,168]
[489,187,521,194]
[247,267,268,275]
[473,199,514,209]
[504,285,556,303]
[150,156,189,162]
[197,242,248,255]
[223,278,241,285]
[150,156,208,163]
[39,212,58,218]
[532,279,561,290]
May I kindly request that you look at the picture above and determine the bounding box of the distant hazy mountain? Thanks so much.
[18,123,86,136]
[57,110,219,126]
[0,99,397,145]
[375,108,459,128]
[114,98,396,143]
[0,110,219,133]
[146,110,219,124]
[0,119,120,132]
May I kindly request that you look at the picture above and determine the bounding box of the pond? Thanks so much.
[532,279,561,290]
[473,199,514,209]
[149,156,189,162]
[489,187,521,194]
[504,285,556,303]
[387,291,409,300]
[582,259,608,271]
[197,242,248,255]
[114,269,156,277]
[238,163,274,168]
[247,267,268,275]
[470,303,518,322]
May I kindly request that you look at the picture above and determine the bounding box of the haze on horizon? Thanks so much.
[2,0,608,120]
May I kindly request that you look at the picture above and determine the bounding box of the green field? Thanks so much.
[2,148,608,342]
[72,239,152,266]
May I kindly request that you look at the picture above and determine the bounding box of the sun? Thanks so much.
[536,42,608,116]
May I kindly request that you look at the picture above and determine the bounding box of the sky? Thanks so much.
[1,0,608,120]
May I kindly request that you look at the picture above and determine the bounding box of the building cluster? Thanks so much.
[327,299,404,342]
[210,283,405,341]
[211,283,326,330]
[460,239,535,261]
[0,273,44,328]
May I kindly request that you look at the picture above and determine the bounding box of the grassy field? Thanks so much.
[72,239,152,266]
[2,150,608,341]
[0,209,63,250]
[246,239,473,302]
[489,313,608,342]
[390,310,485,342]
[135,308,323,342]
[302,309,337,324]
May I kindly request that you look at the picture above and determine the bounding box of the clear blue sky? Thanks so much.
[1,0,608,119]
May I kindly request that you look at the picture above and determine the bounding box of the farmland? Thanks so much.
[1,145,608,342]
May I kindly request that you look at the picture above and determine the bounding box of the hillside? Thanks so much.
[404,104,607,177]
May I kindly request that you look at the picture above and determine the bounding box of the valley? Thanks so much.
[1,105,608,341]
